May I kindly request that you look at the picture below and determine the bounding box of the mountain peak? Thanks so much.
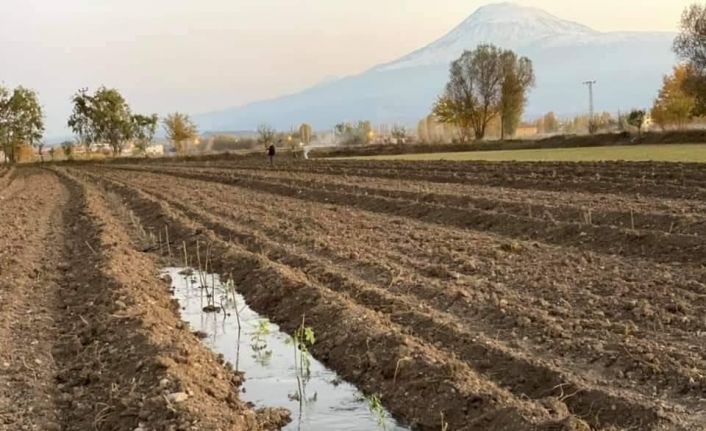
[376,2,597,71]
[453,2,596,42]
[468,2,576,23]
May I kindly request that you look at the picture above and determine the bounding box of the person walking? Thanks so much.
[267,144,276,166]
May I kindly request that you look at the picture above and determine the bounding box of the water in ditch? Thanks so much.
[162,267,409,431]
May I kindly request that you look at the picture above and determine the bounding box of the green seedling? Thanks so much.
[250,319,273,366]
[288,316,317,406]
[366,393,387,430]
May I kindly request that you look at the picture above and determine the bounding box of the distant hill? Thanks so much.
[194,2,676,132]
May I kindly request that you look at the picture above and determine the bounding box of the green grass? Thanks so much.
[355,144,706,163]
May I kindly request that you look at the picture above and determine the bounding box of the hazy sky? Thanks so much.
[0,0,692,137]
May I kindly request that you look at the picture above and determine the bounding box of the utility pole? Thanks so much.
[583,80,597,134]
[583,80,596,119]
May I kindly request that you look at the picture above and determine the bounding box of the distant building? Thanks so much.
[515,126,539,138]
[145,145,164,156]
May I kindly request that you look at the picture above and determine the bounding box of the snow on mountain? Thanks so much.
[194,2,677,133]
[375,2,596,71]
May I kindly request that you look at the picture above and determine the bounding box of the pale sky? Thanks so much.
[0,0,692,137]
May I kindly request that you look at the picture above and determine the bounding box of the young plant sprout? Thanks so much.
[250,319,273,366]
[366,393,387,430]
[288,316,317,405]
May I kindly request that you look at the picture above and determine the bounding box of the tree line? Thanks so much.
[7,3,706,162]
[66,87,201,157]
[1,83,205,163]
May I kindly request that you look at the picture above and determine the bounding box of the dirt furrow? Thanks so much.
[96,168,706,354]
[138,164,706,236]
[108,169,706,384]
[48,168,290,430]
[83,167,701,430]
[0,169,67,430]
[112,165,706,265]
[149,159,706,184]
[0,167,291,430]
[73,169,631,431]
[146,159,706,200]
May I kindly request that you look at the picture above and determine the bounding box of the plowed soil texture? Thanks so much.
[0,167,289,431]
[2,158,704,431]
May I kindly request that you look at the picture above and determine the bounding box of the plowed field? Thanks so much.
[1,159,704,431]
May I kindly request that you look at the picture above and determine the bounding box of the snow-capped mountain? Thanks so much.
[376,3,597,71]
[195,2,676,132]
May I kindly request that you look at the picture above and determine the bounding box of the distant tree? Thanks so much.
[299,123,313,145]
[360,121,373,144]
[499,52,535,139]
[433,96,475,142]
[37,141,45,162]
[433,44,533,141]
[391,125,408,144]
[163,112,198,155]
[417,117,429,142]
[674,4,706,115]
[616,111,629,132]
[61,140,74,159]
[675,4,706,71]
[257,124,276,150]
[131,113,159,155]
[417,114,459,143]
[334,121,373,145]
[67,88,95,154]
[651,65,696,130]
[542,112,559,134]
[91,87,134,155]
[562,112,615,135]
[0,86,44,163]
[68,87,139,156]
[627,110,647,136]
[587,119,599,135]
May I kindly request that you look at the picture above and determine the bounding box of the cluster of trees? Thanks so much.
[650,65,698,130]
[0,86,44,163]
[67,87,158,156]
[432,44,535,141]
[254,123,315,155]
[333,121,373,146]
[537,111,649,136]
[66,87,199,157]
[647,3,706,131]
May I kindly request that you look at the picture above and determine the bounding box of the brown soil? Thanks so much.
[54,158,705,430]
[0,167,289,431]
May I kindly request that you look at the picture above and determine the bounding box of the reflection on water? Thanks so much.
[163,268,409,431]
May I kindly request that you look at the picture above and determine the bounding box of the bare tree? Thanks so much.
[257,124,276,150]
[674,4,706,71]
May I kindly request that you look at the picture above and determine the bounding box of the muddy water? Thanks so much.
[163,268,409,431]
